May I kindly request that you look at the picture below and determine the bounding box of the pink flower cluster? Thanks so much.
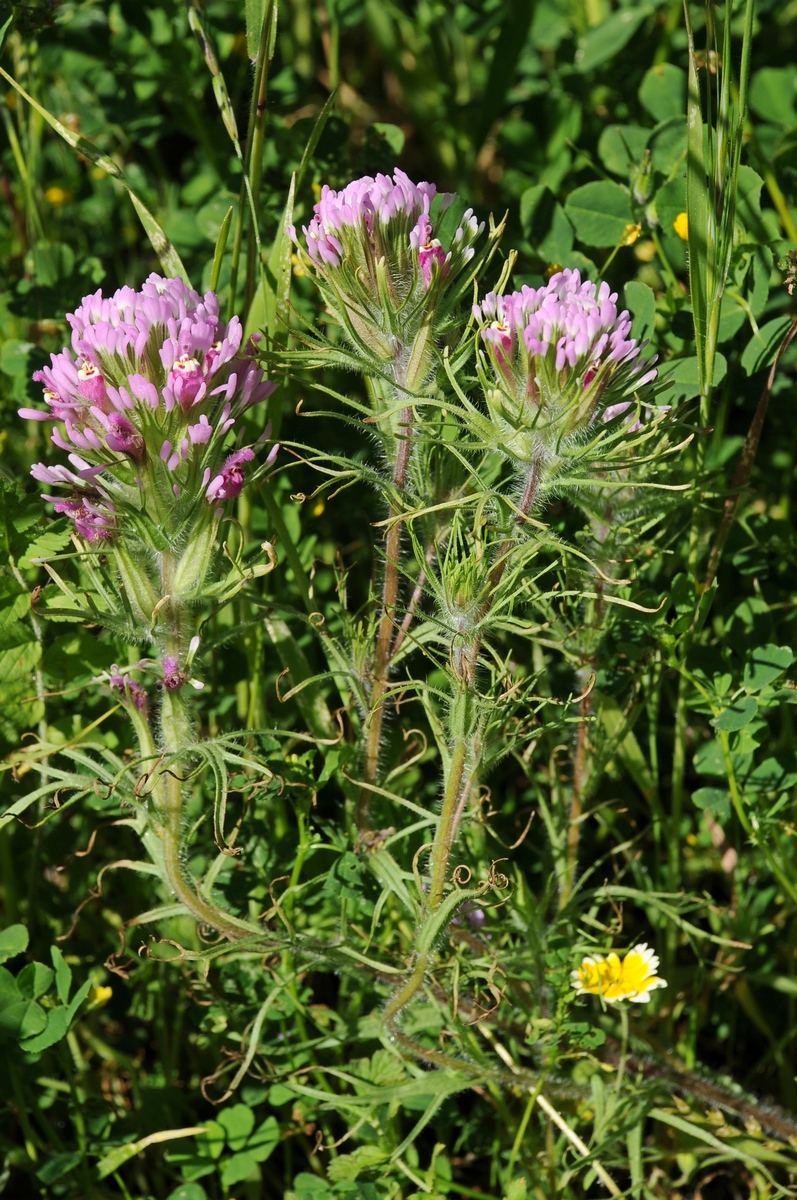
[22,275,276,540]
[293,169,481,290]
[108,666,148,713]
[474,269,657,439]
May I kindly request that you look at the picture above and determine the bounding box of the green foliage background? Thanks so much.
[2,0,797,1198]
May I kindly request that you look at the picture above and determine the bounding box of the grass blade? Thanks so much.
[0,65,190,284]
[210,203,234,293]
[683,0,710,409]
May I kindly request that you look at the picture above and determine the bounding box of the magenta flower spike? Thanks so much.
[473,269,658,463]
[291,169,483,387]
[23,275,276,545]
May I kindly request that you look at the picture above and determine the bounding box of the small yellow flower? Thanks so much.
[544,262,562,281]
[312,497,325,517]
[572,943,666,1004]
[45,185,73,207]
[622,223,642,246]
[88,985,113,1008]
[673,212,689,240]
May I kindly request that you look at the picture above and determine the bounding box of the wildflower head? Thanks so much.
[23,274,276,544]
[108,666,148,713]
[162,656,187,691]
[572,943,666,1005]
[473,269,657,464]
[291,170,483,384]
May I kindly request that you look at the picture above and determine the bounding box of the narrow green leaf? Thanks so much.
[210,205,234,293]
[65,978,92,1025]
[0,66,190,284]
[295,90,338,196]
[683,0,709,400]
[96,1128,207,1181]
[50,945,72,1005]
[245,0,267,59]
[650,1108,770,1177]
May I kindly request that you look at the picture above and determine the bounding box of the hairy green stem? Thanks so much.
[143,551,262,939]
[559,688,593,909]
[358,402,413,840]
[381,461,543,1051]
[159,768,259,940]
[428,732,469,909]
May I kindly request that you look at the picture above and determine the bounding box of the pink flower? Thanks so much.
[205,447,255,502]
[167,356,206,410]
[48,495,115,542]
[293,171,482,294]
[23,276,277,531]
[162,656,187,690]
[473,269,658,450]
[418,240,448,287]
[108,667,148,712]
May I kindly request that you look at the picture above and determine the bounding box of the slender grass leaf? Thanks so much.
[683,0,710,400]
[0,66,190,284]
[210,205,234,293]
[96,1128,208,1180]
[650,1108,774,1179]
[245,0,267,58]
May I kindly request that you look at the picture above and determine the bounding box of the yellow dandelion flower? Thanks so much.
[45,186,73,207]
[572,943,666,1004]
[673,212,689,240]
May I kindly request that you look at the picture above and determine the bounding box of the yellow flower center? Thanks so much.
[576,951,662,1001]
